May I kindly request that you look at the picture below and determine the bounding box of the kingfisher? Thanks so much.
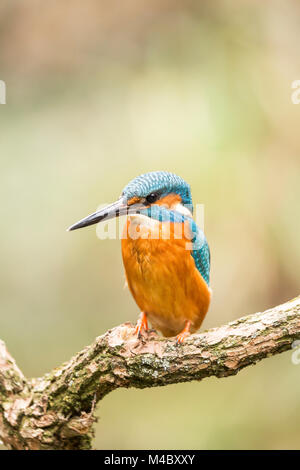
[68,171,211,343]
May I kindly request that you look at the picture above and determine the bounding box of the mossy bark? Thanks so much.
[0,296,300,449]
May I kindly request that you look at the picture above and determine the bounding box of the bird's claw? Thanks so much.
[176,331,190,344]
[134,312,148,337]
[176,320,191,345]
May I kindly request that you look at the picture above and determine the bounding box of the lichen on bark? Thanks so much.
[0,296,299,449]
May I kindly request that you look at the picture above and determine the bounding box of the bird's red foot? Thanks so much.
[176,321,191,344]
[134,312,148,337]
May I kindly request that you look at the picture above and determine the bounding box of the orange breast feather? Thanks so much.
[121,216,211,337]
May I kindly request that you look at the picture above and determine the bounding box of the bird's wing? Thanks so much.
[188,219,210,286]
[140,205,210,285]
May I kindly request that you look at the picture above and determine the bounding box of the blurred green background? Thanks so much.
[1,0,300,450]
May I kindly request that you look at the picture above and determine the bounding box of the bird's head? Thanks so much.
[68,171,193,231]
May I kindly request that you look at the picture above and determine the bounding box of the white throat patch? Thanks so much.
[172,202,193,217]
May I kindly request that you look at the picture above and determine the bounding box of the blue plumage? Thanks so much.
[139,204,210,286]
[189,220,210,286]
[122,171,193,212]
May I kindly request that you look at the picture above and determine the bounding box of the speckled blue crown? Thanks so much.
[121,171,193,211]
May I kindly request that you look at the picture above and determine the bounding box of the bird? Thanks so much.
[68,171,211,343]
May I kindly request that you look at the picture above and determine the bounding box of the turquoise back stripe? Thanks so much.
[139,205,210,286]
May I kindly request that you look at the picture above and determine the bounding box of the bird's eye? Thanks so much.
[145,192,159,204]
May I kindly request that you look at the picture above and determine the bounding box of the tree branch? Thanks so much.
[0,296,299,450]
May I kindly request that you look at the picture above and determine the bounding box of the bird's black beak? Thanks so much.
[67,197,143,232]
